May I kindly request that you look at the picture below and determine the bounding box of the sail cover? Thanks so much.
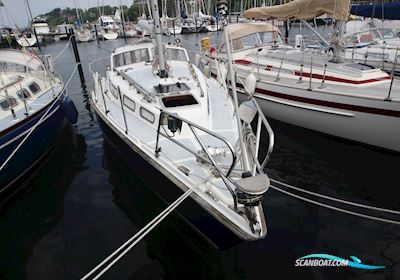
[243,0,350,21]
[350,3,400,20]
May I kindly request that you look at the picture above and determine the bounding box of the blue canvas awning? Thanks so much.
[350,3,400,20]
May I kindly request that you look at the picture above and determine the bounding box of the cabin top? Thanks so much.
[111,43,189,70]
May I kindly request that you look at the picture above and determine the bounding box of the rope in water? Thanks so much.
[53,35,74,62]
[80,184,199,280]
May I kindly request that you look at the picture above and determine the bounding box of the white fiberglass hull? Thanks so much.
[164,26,182,35]
[17,36,37,47]
[120,29,137,37]
[234,78,400,152]
[91,78,267,241]
[98,30,118,40]
[205,25,220,32]
[76,29,92,42]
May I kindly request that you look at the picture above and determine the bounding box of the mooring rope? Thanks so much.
[270,178,400,215]
[80,184,199,280]
[270,185,400,225]
[53,35,74,62]
[89,56,109,74]
[0,64,78,175]
[215,59,400,224]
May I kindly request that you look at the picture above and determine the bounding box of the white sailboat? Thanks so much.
[206,0,400,152]
[91,0,275,242]
[343,19,400,74]
[74,0,93,42]
[0,49,78,190]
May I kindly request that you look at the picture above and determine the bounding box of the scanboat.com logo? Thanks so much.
[295,254,385,270]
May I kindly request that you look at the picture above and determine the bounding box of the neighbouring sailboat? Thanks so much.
[0,49,78,191]
[207,0,400,152]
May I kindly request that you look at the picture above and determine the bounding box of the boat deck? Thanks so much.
[234,46,400,102]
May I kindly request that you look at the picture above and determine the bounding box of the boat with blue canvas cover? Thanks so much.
[350,2,400,21]
[0,49,78,194]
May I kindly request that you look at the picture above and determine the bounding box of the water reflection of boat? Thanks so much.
[0,124,86,279]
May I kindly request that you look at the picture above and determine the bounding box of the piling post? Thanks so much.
[95,25,99,43]
[69,28,85,84]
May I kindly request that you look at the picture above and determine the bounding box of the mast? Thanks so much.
[218,0,250,171]
[119,0,126,38]
[331,19,344,63]
[74,0,82,28]
[150,0,167,78]
[176,0,181,18]
[25,0,40,49]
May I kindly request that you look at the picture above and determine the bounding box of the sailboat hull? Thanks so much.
[76,29,93,42]
[229,77,400,152]
[0,101,67,194]
[17,36,37,47]
[96,112,242,249]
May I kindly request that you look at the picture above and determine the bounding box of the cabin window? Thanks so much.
[166,48,188,61]
[109,82,119,99]
[113,49,150,67]
[162,94,198,108]
[379,28,396,39]
[17,88,31,99]
[28,82,41,94]
[140,107,155,123]
[123,96,135,112]
[358,30,380,43]
[154,83,189,94]
[0,97,18,110]
[258,31,282,45]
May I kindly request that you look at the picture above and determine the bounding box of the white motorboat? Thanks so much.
[91,0,275,243]
[98,16,119,40]
[207,19,400,152]
[32,17,50,36]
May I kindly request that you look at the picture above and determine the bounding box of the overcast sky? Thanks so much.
[1,0,132,28]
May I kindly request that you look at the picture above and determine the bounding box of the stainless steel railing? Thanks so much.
[154,110,240,206]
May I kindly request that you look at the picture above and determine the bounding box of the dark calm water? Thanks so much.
[0,31,399,280]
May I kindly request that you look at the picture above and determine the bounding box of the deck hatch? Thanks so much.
[162,94,198,108]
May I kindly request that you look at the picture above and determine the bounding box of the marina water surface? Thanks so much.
[0,34,399,280]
